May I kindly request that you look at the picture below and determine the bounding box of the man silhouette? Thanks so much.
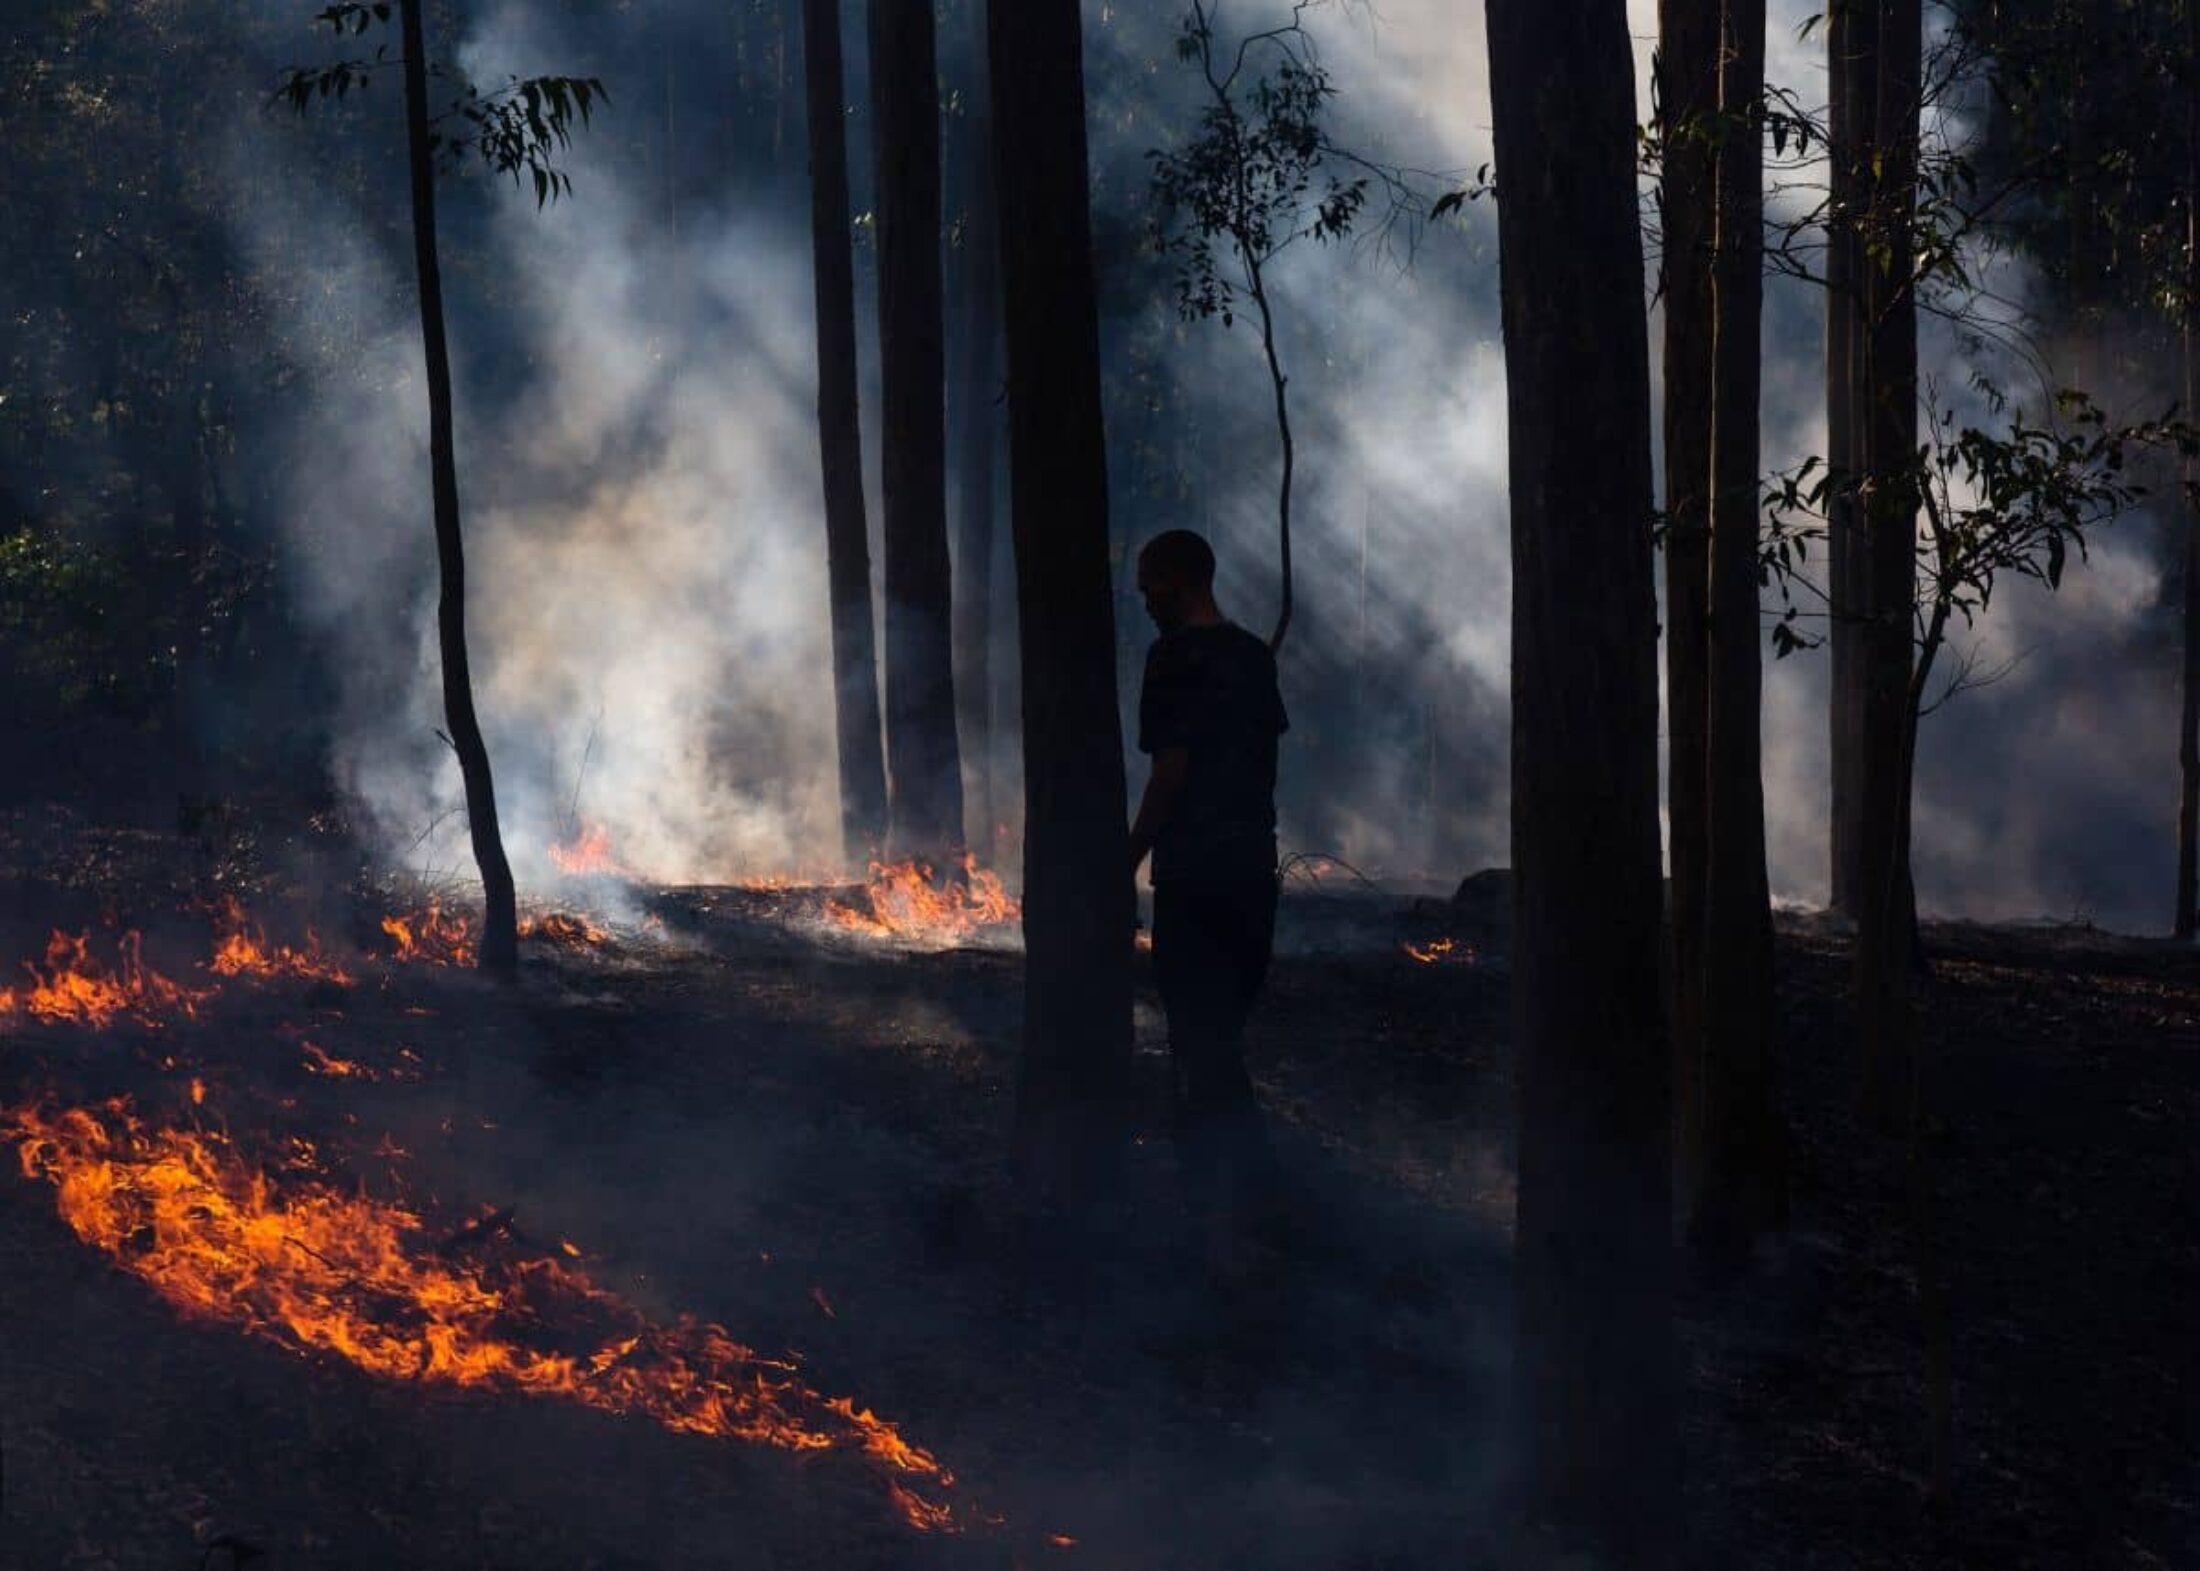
[1128,529,1289,1232]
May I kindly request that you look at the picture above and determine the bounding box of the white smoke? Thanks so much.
[221,0,2182,930]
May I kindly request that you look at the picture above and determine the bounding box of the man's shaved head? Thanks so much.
[1138,529,1217,590]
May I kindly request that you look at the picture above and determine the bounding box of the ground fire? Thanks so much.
[548,819,627,879]
[378,903,478,966]
[823,855,1019,946]
[0,930,208,1027]
[3,1093,967,1533]
[210,896,355,985]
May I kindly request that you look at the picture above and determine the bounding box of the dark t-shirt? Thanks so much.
[1138,622,1289,882]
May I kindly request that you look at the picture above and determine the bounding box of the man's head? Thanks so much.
[1137,529,1219,633]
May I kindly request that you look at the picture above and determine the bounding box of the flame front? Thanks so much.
[548,821,625,879]
[210,897,354,985]
[4,1096,961,1531]
[824,856,1019,946]
[0,931,206,1027]
[1402,936,1472,965]
[380,904,477,967]
[519,911,610,947]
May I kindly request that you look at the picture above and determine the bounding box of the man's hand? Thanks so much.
[1128,746,1189,878]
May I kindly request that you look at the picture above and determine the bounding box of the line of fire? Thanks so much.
[4,0,2196,1568]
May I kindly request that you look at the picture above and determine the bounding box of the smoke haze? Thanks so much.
[208,0,2183,930]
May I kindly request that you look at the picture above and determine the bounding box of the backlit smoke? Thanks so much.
[212,0,2182,930]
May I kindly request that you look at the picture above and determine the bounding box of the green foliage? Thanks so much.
[1757,386,2195,682]
[1147,4,1367,328]
[277,4,607,208]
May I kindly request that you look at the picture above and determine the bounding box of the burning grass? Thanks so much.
[209,896,354,985]
[379,903,477,967]
[548,820,627,879]
[1402,936,1473,965]
[823,856,1019,948]
[0,930,208,1027]
[519,911,611,947]
[3,1094,964,1533]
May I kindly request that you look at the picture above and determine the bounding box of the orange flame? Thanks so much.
[379,904,477,967]
[298,1041,376,1080]
[823,856,1019,946]
[548,820,625,878]
[0,931,206,1027]
[209,898,354,985]
[1402,936,1473,965]
[4,1096,962,1532]
[518,911,610,947]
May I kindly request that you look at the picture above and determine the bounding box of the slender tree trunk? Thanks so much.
[1827,0,1871,914]
[1855,0,1920,1125]
[1486,0,1677,1545]
[1251,274,1297,653]
[800,0,890,866]
[1657,0,1718,1207]
[1697,0,1788,1261]
[954,0,1002,865]
[399,0,517,976]
[167,392,211,825]
[987,0,1135,1199]
[870,0,967,862]
[2176,0,2199,938]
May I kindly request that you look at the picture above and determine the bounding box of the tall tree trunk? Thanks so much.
[1855,0,1920,1125]
[399,0,518,977]
[1486,0,1677,1546]
[1658,0,1718,1210]
[870,0,967,862]
[987,0,1135,1199]
[2176,0,2199,939]
[1827,0,1871,914]
[954,0,1001,866]
[800,0,890,866]
[1697,0,1788,1261]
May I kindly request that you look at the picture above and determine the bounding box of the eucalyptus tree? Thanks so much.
[1485,0,1678,1546]
[987,0,1135,1197]
[281,0,604,976]
[798,0,889,865]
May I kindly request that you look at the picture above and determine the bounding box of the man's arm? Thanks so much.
[1128,746,1189,876]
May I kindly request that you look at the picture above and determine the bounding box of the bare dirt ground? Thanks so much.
[0,808,2193,1570]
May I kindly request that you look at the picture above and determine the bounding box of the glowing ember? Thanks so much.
[379,904,476,967]
[4,1097,962,1532]
[518,911,610,947]
[1402,936,1473,965]
[0,930,206,1027]
[209,898,354,985]
[824,856,1019,947]
[548,820,626,878]
[298,1041,374,1079]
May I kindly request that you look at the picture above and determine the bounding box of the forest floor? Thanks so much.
[0,805,2193,1571]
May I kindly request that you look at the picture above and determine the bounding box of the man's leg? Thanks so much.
[1151,878,1242,1205]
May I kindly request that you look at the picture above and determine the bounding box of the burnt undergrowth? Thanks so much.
[0,811,2192,1569]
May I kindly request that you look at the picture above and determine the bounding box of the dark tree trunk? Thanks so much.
[869,0,966,861]
[1657,0,1718,1204]
[168,402,210,825]
[1827,0,1871,914]
[399,0,517,977]
[2176,0,2199,938]
[1855,0,1920,1125]
[800,0,890,866]
[954,0,1002,865]
[1697,0,1788,1261]
[1486,0,1677,1546]
[987,0,1135,1199]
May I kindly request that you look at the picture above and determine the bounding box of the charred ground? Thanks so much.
[0,813,2192,1570]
